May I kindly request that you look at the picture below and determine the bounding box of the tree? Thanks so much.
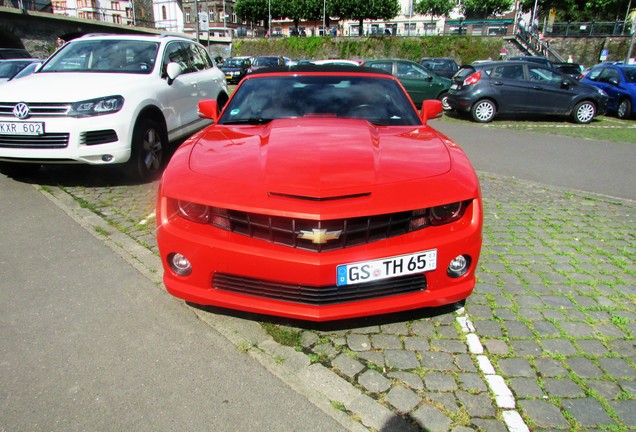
[519,0,631,22]
[460,0,514,19]
[330,0,400,35]
[234,0,270,29]
[414,0,455,31]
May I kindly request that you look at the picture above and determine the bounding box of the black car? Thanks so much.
[419,57,459,79]
[507,55,554,69]
[447,61,608,123]
[220,57,251,84]
[553,62,584,80]
[0,48,32,59]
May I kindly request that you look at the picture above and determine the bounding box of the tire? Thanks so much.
[438,92,451,111]
[572,101,596,124]
[471,99,496,123]
[617,98,632,120]
[125,117,166,182]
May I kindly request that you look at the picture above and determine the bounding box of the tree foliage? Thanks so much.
[329,0,401,33]
[461,0,514,19]
[413,0,456,20]
[519,0,631,22]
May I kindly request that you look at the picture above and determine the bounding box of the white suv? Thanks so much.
[0,34,229,180]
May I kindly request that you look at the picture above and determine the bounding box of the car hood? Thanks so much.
[0,72,148,101]
[162,117,479,216]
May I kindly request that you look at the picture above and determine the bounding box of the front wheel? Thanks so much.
[572,101,596,124]
[438,92,451,111]
[125,117,167,182]
[471,99,496,123]
[617,98,632,119]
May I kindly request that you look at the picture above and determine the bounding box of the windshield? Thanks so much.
[0,61,32,79]
[42,40,159,74]
[219,75,421,126]
[252,57,280,67]
[224,59,245,68]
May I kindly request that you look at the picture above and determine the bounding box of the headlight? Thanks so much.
[68,95,124,117]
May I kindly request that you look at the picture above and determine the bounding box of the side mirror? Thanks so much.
[198,99,219,124]
[561,80,571,89]
[420,99,443,123]
[608,78,619,86]
[165,62,182,84]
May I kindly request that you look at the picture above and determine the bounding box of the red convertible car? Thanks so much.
[156,66,482,321]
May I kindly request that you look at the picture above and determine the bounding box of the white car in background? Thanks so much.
[0,34,229,180]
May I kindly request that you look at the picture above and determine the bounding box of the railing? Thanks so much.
[545,21,633,37]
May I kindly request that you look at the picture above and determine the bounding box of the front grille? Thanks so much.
[221,210,416,252]
[213,273,427,305]
[0,102,71,117]
[81,129,118,145]
[0,133,69,149]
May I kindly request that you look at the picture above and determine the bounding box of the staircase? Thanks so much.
[504,30,565,62]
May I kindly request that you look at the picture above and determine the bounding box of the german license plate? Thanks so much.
[0,121,44,136]
[336,249,437,286]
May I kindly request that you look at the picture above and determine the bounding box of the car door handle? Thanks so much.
[493,81,504,86]
[532,86,542,90]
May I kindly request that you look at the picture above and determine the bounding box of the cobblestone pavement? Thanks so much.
[33,165,635,431]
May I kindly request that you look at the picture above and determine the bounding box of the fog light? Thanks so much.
[169,253,192,276]
[447,255,471,278]
[102,154,113,162]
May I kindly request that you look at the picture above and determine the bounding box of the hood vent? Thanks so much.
[269,191,371,202]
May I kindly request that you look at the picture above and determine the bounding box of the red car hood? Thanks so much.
[189,118,451,199]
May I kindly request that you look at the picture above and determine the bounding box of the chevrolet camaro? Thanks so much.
[156,66,483,321]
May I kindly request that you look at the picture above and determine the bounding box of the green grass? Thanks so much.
[440,112,636,144]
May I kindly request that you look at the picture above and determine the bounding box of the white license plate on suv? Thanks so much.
[336,249,437,286]
[0,121,44,136]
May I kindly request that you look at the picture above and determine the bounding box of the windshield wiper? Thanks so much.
[221,117,272,125]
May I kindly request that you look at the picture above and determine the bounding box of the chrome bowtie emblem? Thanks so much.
[297,228,342,244]
[13,103,30,119]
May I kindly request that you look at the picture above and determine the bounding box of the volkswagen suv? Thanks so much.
[0,34,229,180]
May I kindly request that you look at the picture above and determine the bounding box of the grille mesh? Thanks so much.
[213,273,427,305]
[0,133,69,148]
[219,209,417,252]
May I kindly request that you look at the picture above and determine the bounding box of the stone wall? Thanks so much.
[544,36,632,67]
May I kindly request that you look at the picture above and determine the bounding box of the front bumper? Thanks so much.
[156,197,483,322]
[0,113,134,165]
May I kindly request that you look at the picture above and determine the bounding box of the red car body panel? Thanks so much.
[156,70,482,321]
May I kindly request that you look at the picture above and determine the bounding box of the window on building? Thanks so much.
[162,5,167,20]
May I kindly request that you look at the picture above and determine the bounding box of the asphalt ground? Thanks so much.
[3,122,634,431]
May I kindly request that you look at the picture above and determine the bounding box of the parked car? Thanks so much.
[0,59,43,83]
[0,34,229,180]
[310,59,362,66]
[0,48,32,59]
[247,56,285,73]
[507,55,554,69]
[156,66,483,321]
[362,59,452,109]
[447,61,608,123]
[552,62,584,80]
[580,63,636,119]
[419,57,459,79]
[220,56,251,84]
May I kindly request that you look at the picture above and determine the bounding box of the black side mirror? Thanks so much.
[608,78,619,86]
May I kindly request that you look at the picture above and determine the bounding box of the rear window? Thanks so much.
[453,67,476,81]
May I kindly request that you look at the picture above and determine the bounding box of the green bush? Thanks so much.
[231,35,504,63]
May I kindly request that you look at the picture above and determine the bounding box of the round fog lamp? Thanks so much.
[169,253,192,276]
[447,255,470,278]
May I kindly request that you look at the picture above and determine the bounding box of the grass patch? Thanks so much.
[261,323,303,347]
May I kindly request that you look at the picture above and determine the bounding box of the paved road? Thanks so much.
[1,123,634,431]
[434,121,636,200]
[0,175,350,432]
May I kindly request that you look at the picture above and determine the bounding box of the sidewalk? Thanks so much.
[32,165,636,431]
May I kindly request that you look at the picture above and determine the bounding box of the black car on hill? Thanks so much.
[220,57,251,84]
[447,61,608,124]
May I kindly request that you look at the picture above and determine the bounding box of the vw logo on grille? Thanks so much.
[13,103,30,119]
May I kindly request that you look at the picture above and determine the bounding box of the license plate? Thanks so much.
[0,121,44,136]
[450,83,459,90]
[336,249,437,286]
[225,74,232,79]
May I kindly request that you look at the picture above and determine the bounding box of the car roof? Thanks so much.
[245,64,393,76]
[76,33,193,43]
